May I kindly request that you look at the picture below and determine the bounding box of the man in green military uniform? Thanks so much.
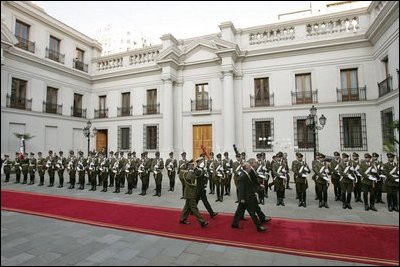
[28,152,37,185]
[36,152,46,186]
[124,152,134,194]
[272,152,287,206]
[359,153,377,211]
[207,152,215,194]
[13,152,22,183]
[56,151,66,188]
[77,151,87,190]
[213,153,225,202]
[67,150,77,189]
[179,161,209,228]
[87,151,98,191]
[138,152,152,196]
[98,152,109,192]
[313,153,330,208]
[21,152,29,184]
[178,152,189,199]
[3,155,12,182]
[339,153,355,209]
[232,153,243,203]
[329,152,342,201]
[119,151,126,188]
[151,151,164,197]
[165,152,178,191]
[351,152,362,202]
[46,150,56,187]
[108,151,116,187]
[194,157,218,218]
[131,151,140,189]
[372,152,385,203]
[292,152,311,207]
[223,152,233,196]
[383,152,399,212]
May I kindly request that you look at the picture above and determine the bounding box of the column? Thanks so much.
[222,71,235,152]
[163,79,174,156]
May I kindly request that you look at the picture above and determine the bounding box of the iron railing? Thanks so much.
[117,106,133,117]
[250,93,274,107]
[73,59,88,72]
[45,47,65,64]
[43,101,62,115]
[378,75,393,97]
[336,86,366,102]
[143,103,160,115]
[291,90,318,105]
[6,94,32,110]
[71,106,87,118]
[94,108,108,119]
[14,35,35,53]
[190,98,212,111]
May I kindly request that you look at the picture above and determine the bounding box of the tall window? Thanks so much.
[15,20,33,52]
[340,69,359,101]
[147,89,157,114]
[381,108,394,148]
[10,78,27,109]
[121,92,131,116]
[296,119,314,149]
[253,120,273,151]
[254,78,270,107]
[99,95,106,110]
[383,57,389,77]
[119,127,130,150]
[195,83,209,110]
[46,87,58,114]
[340,114,367,151]
[49,36,60,53]
[74,48,85,71]
[145,125,158,150]
[47,36,62,63]
[73,93,83,117]
[295,73,312,104]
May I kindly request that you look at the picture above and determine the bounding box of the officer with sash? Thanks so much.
[28,152,37,185]
[67,150,77,189]
[359,153,377,211]
[329,152,342,201]
[3,155,12,182]
[383,152,399,212]
[36,152,46,186]
[165,152,178,191]
[21,152,29,184]
[178,152,189,199]
[339,153,355,209]
[292,152,310,207]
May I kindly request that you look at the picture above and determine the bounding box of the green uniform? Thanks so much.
[37,157,46,186]
[180,170,206,225]
[77,156,87,189]
[352,159,362,202]
[28,157,37,184]
[46,155,56,186]
[213,159,225,202]
[88,157,98,191]
[178,159,189,198]
[207,158,215,194]
[108,156,116,187]
[339,161,355,209]
[222,157,233,196]
[21,157,29,184]
[56,156,66,187]
[292,159,310,207]
[124,157,134,194]
[3,158,12,182]
[359,160,377,210]
[151,157,164,197]
[67,156,77,189]
[383,161,399,211]
[313,159,329,207]
[138,158,152,195]
[232,160,242,202]
[14,157,21,183]
[272,161,286,206]
[328,159,341,201]
[165,157,177,191]
[98,157,109,192]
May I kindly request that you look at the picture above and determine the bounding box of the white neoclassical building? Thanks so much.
[1,1,399,161]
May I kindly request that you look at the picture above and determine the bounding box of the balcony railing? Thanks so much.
[117,106,133,117]
[43,101,62,115]
[378,75,393,97]
[336,87,366,102]
[73,59,88,72]
[6,94,32,111]
[291,90,318,105]
[14,35,35,53]
[45,48,65,64]
[250,93,274,107]
[71,106,87,118]
[143,103,160,115]
[94,108,108,119]
[191,98,212,112]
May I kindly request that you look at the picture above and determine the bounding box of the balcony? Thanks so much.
[6,94,32,111]
[94,108,108,119]
[378,75,393,97]
[73,59,88,73]
[117,106,133,117]
[143,103,160,115]
[45,48,65,64]
[250,93,274,107]
[43,101,62,115]
[291,90,318,105]
[191,98,212,112]
[14,35,35,53]
[71,106,87,118]
[336,87,366,102]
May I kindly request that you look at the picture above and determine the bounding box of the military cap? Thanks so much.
[296,152,303,158]
[256,153,261,158]
[181,152,186,156]
[4,155,9,158]
[120,151,124,155]
[109,151,114,154]
[261,152,265,156]
[387,152,395,158]
[30,152,35,156]
[15,152,19,155]
[319,153,326,158]
[241,152,246,156]
[342,153,349,158]
[334,151,340,156]
[155,151,160,156]
[276,152,283,157]
[59,151,63,154]
[210,152,214,156]
[199,153,205,157]
[195,157,203,163]
[352,152,359,157]
[236,153,241,158]
[216,153,221,158]
[78,151,83,155]
[132,151,136,155]
[38,152,42,155]
[364,153,371,158]
[69,150,74,154]
[372,152,379,158]
[224,152,228,156]
[272,155,276,159]
[141,152,145,157]
[127,152,132,156]
[49,150,53,154]
[169,152,173,156]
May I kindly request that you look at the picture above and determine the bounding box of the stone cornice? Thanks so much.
[365,1,399,44]
[91,65,161,82]
[1,107,87,122]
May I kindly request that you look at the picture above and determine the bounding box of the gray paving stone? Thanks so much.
[112,247,141,261]
[95,234,123,244]
[4,252,35,265]
[173,252,201,266]
[85,249,117,263]
[184,242,208,255]
[161,244,187,257]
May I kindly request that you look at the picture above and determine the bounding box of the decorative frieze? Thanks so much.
[249,27,295,45]
[306,17,359,36]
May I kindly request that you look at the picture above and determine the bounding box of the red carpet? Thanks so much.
[1,189,398,266]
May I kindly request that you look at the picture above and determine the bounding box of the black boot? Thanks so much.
[324,202,329,208]
[364,203,370,211]
[363,193,369,211]
[319,201,323,208]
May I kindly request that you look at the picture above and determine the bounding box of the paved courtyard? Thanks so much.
[1,172,398,266]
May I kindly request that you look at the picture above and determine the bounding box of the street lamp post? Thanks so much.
[83,120,97,155]
[305,105,327,160]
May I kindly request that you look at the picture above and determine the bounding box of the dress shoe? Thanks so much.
[257,226,266,232]
[231,224,241,229]
[261,217,272,224]
[200,221,209,228]
[210,212,218,218]
[324,203,329,208]
[180,220,191,225]
[370,205,377,211]
[347,204,352,209]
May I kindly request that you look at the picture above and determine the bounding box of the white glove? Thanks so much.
[368,175,377,182]
[371,169,377,173]
[280,175,287,179]
[325,169,329,174]
[350,167,355,171]
[282,169,287,173]
[395,178,399,183]
[348,174,355,180]
[302,174,308,178]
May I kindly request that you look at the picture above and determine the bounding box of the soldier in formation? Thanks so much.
[165,152,177,191]
[151,151,164,197]
[292,152,311,207]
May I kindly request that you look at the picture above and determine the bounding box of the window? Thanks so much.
[146,89,157,114]
[294,73,313,104]
[381,108,395,148]
[340,69,359,101]
[145,125,158,150]
[15,20,34,52]
[49,36,60,53]
[74,48,86,71]
[340,113,367,151]
[47,36,63,63]
[46,87,58,114]
[119,127,131,150]
[254,78,270,107]
[76,48,84,62]
[120,92,131,116]
[253,119,273,151]
[73,93,83,117]
[293,116,316,151]
[195,83,209,110]
[9,78,27,109]
[98,95,107,118]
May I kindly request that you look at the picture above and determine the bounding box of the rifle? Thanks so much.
[200,144,210,160]
[233,144,239,156]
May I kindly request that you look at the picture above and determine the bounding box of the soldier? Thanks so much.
[108,151,116,187]
[383,152,399,212]
[283,152,292,190]
[178,152,189,199]
[179,162,209,228]
[207,152,215,194]
[292,152,311,207]
[359,153,378,211]
[241,152,246,162]
[194,157,218,218]
[313,153,330,208]
[87,151,98,191]
[351,152,362,203]
[56,151,66,188]
[261,152,272,198]
[339,153,355,209]
[112,152,122,193]
[131,151,140,189]
[151,151,164,197]
[28,152,37,185]
[46,150,56,187]
[223,152,233,196]
[165,152,178,191]
[67,150,77,189]
[372,152,385,203]
[119,151,126,188]
[98,152,109,192]
[232,153,243,203]
[13,152,22,183]
[124,152,135,194]
[138,152,152,196]
[329,152,342,201]
[36,152,46,186]
[272,152,287,206]
[21,152,29,184]
[213,153,225,202]
[254,153,267,205]
[3,155,12,182]
[76,151,87,190]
